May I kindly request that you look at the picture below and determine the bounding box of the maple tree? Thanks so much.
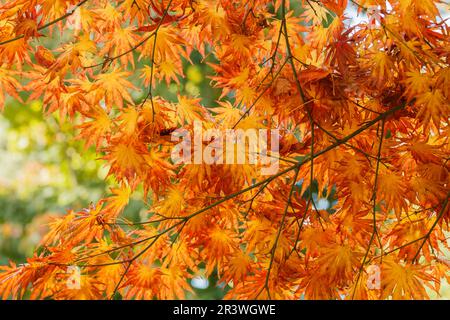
[0,0,449,300]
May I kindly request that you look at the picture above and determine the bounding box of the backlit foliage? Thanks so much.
[0,0,449,300]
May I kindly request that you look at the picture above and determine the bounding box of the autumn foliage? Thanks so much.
[0,0,449,300]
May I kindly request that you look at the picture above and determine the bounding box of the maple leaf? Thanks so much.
[405,138,443,164]
[175,95,207,124]
[143,148,176,195]
[302,2,330,25]
[104,139,148,182]
[40,0,69,21]
[59,274,104,300]
[123,265,163,300]
[100,26,140,67]
[117,106,139,136]
[50,34,97,74]
[35,45,56,68]
[214,100,243,126]
[46,202,107,246]
[221,251,252,284]
[103,185,132,218]
[41,210,77,246]
[119,0,151,25]
[321,0,348,16]
[0,0,449,302]
[0,256,52,299]
[436,67,450,97]
[204,227,238,270]
[14,17,39,39]
[76,105,112,150]
[403,70,432,101]
[377,170,409,217]
[139,25,187,63]
[141,59,183,86]
[154,186,187,218]
[95,259,126,298]
[0,67,21,110]
[159,266,193,300]
[370,51,395,88]
[317,243,362,285]
[309,25,329,49]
